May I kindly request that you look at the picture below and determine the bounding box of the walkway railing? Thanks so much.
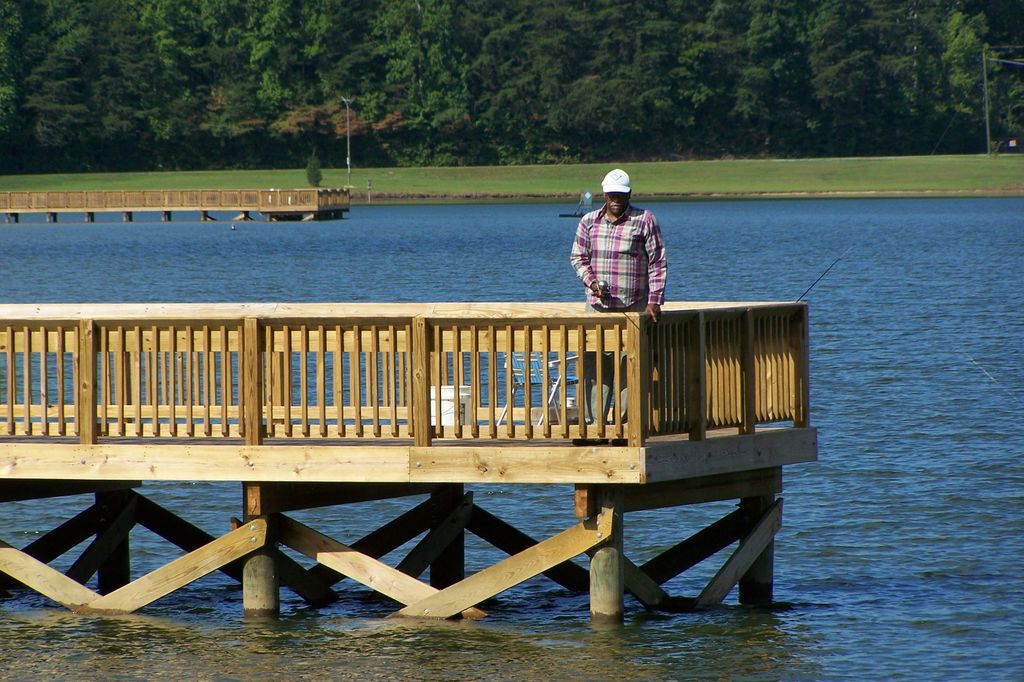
[0,189,350,215]
[0,303,808,446]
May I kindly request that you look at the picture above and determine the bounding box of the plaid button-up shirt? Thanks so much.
[570,204,667,309]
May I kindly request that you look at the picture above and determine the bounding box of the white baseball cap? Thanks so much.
[601,168,631,193]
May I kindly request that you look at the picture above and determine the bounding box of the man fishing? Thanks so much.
[570,168,667,438]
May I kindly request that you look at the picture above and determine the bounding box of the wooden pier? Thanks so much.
[0,188,350,223]
[0,302,816,621]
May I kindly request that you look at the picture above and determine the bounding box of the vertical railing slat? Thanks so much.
[370,325,381,438]
[56,325,66,436]
[300,324,310,438]
[486,324,496,438]
[351,324,363,437]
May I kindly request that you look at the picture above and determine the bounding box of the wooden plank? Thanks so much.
[397,511,611,618]
[738,494,775,604]
[251,482,442,513]
[694,499,782,608]
[4,327,13,435]
[0,537,100,609]
[0,442,410,482]
[641,508,748,585]
[793,306,810,427]
[65,494,137,585]
[278,514,486,619]
[409,444,642,484]
[412,317,431,446]
[622,468,782,512]
[0,503,103,591]
[642,427,817,483]
[77,320,97,444]
[308,494,441,586]
[463,504,591,593]
[396,491,472,579]
[135,496,270,587]
[626,313,648,446]
[685,312,706,440]
[270,546,337,607]
[623,556,669,609]
[78,518,268,615]
[741,309,756,434]
[242,318,263,445]
[428,485,465,589]
[0,480,138,503]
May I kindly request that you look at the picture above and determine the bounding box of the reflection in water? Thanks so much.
[0,603,818,680]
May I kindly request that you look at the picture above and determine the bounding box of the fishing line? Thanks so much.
[797,246,852,301]
[962,350,1024,407]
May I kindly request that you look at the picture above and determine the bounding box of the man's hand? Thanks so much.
[645,303,661,323]
[589,281,609,300]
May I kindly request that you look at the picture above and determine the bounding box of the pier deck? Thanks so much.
[0,302,816,621]
[0,188,350,222]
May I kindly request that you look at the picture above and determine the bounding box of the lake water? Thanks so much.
[1,198,1022,680]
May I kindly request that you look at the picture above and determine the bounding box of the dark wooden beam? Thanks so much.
[0,480,139,503]
[467,504,589,593]
[641,508,749,585]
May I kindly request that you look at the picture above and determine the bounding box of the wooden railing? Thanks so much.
[0,303,808,445]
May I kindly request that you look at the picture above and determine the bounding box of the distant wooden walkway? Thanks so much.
[0,302,816,622]
[0,188,350,222]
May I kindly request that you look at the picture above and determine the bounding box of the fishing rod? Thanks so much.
[797,246,852,301]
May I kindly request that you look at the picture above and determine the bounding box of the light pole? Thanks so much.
[982,46,991,156]
[340,96,354,187]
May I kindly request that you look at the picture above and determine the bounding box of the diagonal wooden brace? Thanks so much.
[277,514,486,620]
[396,492,473,578]
[395,510,614,619]
[0,537,100,610]
[66,494,138,585]
[695,498,782,608]
[76,518,269,615]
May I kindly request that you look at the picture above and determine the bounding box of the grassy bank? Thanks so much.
[1,155,1021,201]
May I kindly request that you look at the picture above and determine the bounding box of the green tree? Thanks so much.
[372,0,472,163]
[22,0,92,153]
[305,150,322,186]
[0,0,20,138]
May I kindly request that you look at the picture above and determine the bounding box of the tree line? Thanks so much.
[0,0,1020,174]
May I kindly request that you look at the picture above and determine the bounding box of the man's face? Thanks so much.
[605,192,630,218]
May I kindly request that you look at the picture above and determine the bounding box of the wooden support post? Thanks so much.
[428,485,465,589]
[94,490,134,594]
[792,305,811,427]
[242,483,279,618]
[412,316,432,447]
[695,499,782,609]
[741,309,756,435]
[588,486,624,623]
[77,320,97,445]
[626,313,649,446]
[738,493,776,605]
[242,317,264,445]
[686,312,707,440]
